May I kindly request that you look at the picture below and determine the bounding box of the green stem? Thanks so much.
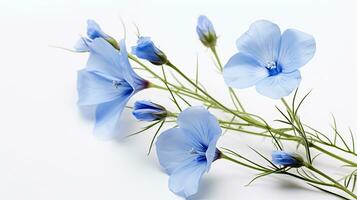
[210,46,223,72]
[221,124,357,167]
[131,55,215,104]
[221,153,268,172]
[306,163,357,199]
[229,87,246,112]
[222,152,340,193]
[130,54,357,167]
[310,143,357,167]
[210,47,246,112]
[166,61,265,128]
[281,98,293,115]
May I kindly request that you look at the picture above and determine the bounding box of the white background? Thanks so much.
[1,0,357,199]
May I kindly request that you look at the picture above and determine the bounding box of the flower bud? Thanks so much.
[196,15,217,48]
[132,100,167,122]
[75,19,118,51]
[272,151,304,168]
[132,37,167,65]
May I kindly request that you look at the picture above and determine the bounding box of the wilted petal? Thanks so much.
[256,70,301,99]
[223,53,269,88]
[237,20,281,66]
[177,107,221,147]
[168,162,206,198]
[278,29,316,73]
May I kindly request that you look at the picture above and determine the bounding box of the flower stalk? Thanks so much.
[74,18,357,199]
[130,53,357,167]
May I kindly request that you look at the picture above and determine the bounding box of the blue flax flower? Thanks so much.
[156,106,221,198]
[77,38,149,138]
[223,20,316,99]
[132,100,167,122]
[196,15,217,48]
[132,36,167,65]
[272,151,304,168]
[75,19,118,52]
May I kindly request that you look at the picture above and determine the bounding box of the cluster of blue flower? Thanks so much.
[75,16,317,198]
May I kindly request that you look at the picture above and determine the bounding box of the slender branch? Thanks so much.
[306,163,357,199]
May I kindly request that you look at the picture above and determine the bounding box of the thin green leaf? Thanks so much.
[162,66,182,112]
[246,170,277,186]
[349,128,355,153]
[174,92,191,107]
[147,119,166,155]
[294,89,312,115]
[307,184,351,200]
[125,120,161,138]
[249,146,278,169]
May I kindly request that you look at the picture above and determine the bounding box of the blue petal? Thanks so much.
[156,128,199,175]
[117,40,147,89]
[205,134,220,170]
[77,69,132,106]
[278,29,316,73]
[272,151,302,166]
[256,70,301,99]
[134,100,159,110]
[85,38,123,79]
[132,109,160,121]
[85,38,146,91]
[223,53,269,88]
[131,37,163,64]
[273,156,296,165]
[236,20,281,67]
[86,19,108,40]
[74,37,91,52]
[177,107,221,147]
[196,15,215,36]
[168,162,206,198]
[94,97,130,138]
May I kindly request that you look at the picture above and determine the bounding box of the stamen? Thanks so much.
[266,61,277,69]
[189,148,205,156]
[189,148,197,155]
[112,80,122,88]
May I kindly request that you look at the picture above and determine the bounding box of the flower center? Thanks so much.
[266,61,282,76]
[189,148,207,162]
[112,80,121,88]
[189,148,206,156]
[112,80,129,89]
[111,80,134,96]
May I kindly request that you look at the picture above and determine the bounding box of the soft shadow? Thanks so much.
[264,176,321,194]
[275,179,314,191]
